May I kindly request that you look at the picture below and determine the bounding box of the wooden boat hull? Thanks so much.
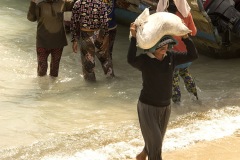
[115,0,240,58]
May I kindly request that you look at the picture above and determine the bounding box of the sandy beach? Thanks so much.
[127,131,240,160]
[164,134,240,160]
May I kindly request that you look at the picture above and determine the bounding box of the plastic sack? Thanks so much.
[132,8,191,49]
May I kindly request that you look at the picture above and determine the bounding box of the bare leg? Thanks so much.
[136,149,147,160]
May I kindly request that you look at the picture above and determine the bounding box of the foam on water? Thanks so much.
[0,106,239,160]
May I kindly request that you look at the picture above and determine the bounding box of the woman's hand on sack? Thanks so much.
[130,23,137,38]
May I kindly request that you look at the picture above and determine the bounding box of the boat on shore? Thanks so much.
[115,0,240,59]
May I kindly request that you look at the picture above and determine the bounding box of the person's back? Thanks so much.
[71,0,114,81]
[28,0,73,49]
[172,11,196,69]
[27,0,74,77]
[173,12,197,52]
[157,0,199,103]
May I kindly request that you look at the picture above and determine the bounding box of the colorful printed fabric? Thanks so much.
[71,0,109,41]
[79,30,114,81]
[172,67,198,103]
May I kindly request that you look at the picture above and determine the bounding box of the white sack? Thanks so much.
[132,8,192,49]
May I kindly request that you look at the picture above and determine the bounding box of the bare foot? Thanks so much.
[136,150,147,160]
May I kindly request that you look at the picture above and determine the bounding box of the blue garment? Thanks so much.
[106,0,117,29]
[175,62,192,69]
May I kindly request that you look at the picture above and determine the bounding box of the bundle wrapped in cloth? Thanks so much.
[131,8,191,49]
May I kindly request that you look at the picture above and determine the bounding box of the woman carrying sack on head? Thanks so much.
[128,22,198,160]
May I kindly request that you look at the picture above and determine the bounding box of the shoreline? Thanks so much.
[163,133,240,160]
[127,132,240,160]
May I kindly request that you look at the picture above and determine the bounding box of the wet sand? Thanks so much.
[164,134,240,160]
[127,132,240,160]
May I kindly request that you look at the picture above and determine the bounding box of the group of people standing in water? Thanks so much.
[27,0,117,81]
[27,0,199,160]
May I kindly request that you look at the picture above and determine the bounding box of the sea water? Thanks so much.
[0,0,240,159]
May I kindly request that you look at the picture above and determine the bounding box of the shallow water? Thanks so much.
[0,1,240,160]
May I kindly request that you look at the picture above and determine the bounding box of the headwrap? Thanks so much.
[149,35,177,52]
